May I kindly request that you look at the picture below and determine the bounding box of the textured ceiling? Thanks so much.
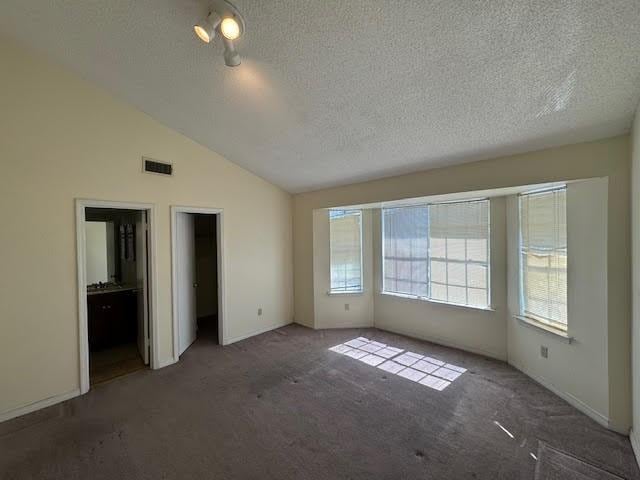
[1,1,639,192]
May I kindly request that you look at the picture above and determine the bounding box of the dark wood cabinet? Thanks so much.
[87,289,138,351]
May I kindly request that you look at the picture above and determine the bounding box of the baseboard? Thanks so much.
[507,359,618,432]
[374,323,506,361]
[158,357,179,369]
[224,321,293,345]
[630,429,640,468]
[314,323,375,330]
[0,388,80,424]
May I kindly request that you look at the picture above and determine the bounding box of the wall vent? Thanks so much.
[142,157,173,176]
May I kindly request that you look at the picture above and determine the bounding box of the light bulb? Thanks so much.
[194,12,221,44]
[194,24,212,43]
[220,17,240,40]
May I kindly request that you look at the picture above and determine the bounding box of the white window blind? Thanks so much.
[382,199,490,308]
[382,206,429,297]
[428,200,490,308]
[519,187,567,329]
[329,210,363,293]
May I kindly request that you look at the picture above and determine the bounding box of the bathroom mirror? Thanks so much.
[85,221,117,285]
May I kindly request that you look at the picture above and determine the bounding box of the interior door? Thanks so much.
[177,212,197,355]
[135,210,150,364]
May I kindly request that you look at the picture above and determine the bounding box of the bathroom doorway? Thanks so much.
[76,200,157,394]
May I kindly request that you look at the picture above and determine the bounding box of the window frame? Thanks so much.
[329,209,364,294]
[517,186,568,332]
[381,198,492,311]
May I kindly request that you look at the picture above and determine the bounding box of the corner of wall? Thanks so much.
[631,428,640,467]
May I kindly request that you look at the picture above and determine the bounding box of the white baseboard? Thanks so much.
[224,321,293,345]
[0,388,80,424]
[507,359,622,432]
[630,428,640,468]
[374,323,506,361]
[158,357,179,369]
[314,323,375,330]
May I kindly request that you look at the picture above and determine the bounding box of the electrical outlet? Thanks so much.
[258,308,262,316]
[344,303,350,311]
[540,346,548,358]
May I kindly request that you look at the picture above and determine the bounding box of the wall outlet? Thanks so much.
[258,308,262,316]
[540,346,548,358]
[344,303,350,311]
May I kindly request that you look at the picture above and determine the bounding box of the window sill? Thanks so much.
[514,315,573,343]
[327,290,364,296]
[379,291,495,312]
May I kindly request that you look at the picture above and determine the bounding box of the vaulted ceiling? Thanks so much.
[1,1,639,192]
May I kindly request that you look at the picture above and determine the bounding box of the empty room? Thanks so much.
[2,1,640,479]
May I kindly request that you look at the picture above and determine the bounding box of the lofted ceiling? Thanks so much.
[1,1,639,193]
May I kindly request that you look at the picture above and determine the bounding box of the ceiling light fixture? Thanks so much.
[220,17,241,40]
[193,0,245,67]
[194,12,220,44]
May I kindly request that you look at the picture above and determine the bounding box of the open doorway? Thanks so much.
[76,199,156,394]
[83,207,150,385]
[172,207,223,359]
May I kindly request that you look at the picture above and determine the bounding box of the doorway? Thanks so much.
[76,200,157,394]
[171,207,224,359]
[84,207,149,384]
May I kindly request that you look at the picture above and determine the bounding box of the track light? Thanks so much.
[220,17,241,40]
[193,0,245,67]
[194,12,221,44]
[222,39,241,67]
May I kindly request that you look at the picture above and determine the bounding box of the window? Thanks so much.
[382,199,490,309]
[518,187,567,330]
[329,210,363,293]
[382,206,429,297]
[429,200,490,308]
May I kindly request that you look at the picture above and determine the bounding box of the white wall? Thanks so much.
[631,102,640,455]
[0,38,293,419]
[506,179,611,429]
[372,199,508,360]
[312,209,374,328]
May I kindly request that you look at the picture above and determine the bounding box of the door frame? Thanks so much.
[170,206,226,361]
[75,199,159,395]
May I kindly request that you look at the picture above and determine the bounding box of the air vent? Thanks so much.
[143,157,173,176]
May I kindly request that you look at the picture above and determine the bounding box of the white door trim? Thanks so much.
[75,198,159,395]
[171,206,226,362]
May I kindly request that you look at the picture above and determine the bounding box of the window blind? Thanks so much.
[428,200,490,308]
[519,187,567,329]
[382,206,429,297]
[329,210,363,292]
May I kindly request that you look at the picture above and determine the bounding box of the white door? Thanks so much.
[177,212,197,355]
[135,211,150,364]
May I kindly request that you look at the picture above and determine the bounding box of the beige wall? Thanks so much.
[631,103,640,452]
[312,209,374,328]
[0,39,293,418]
[507,179,611,428]
[294,134,631,430]
[372,201,508,360]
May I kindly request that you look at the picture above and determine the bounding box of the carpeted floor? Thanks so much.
[535,442,626,479]
[1,324,638,480]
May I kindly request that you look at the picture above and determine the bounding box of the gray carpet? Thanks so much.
[1,324,638,480]
[535,442,626,479]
